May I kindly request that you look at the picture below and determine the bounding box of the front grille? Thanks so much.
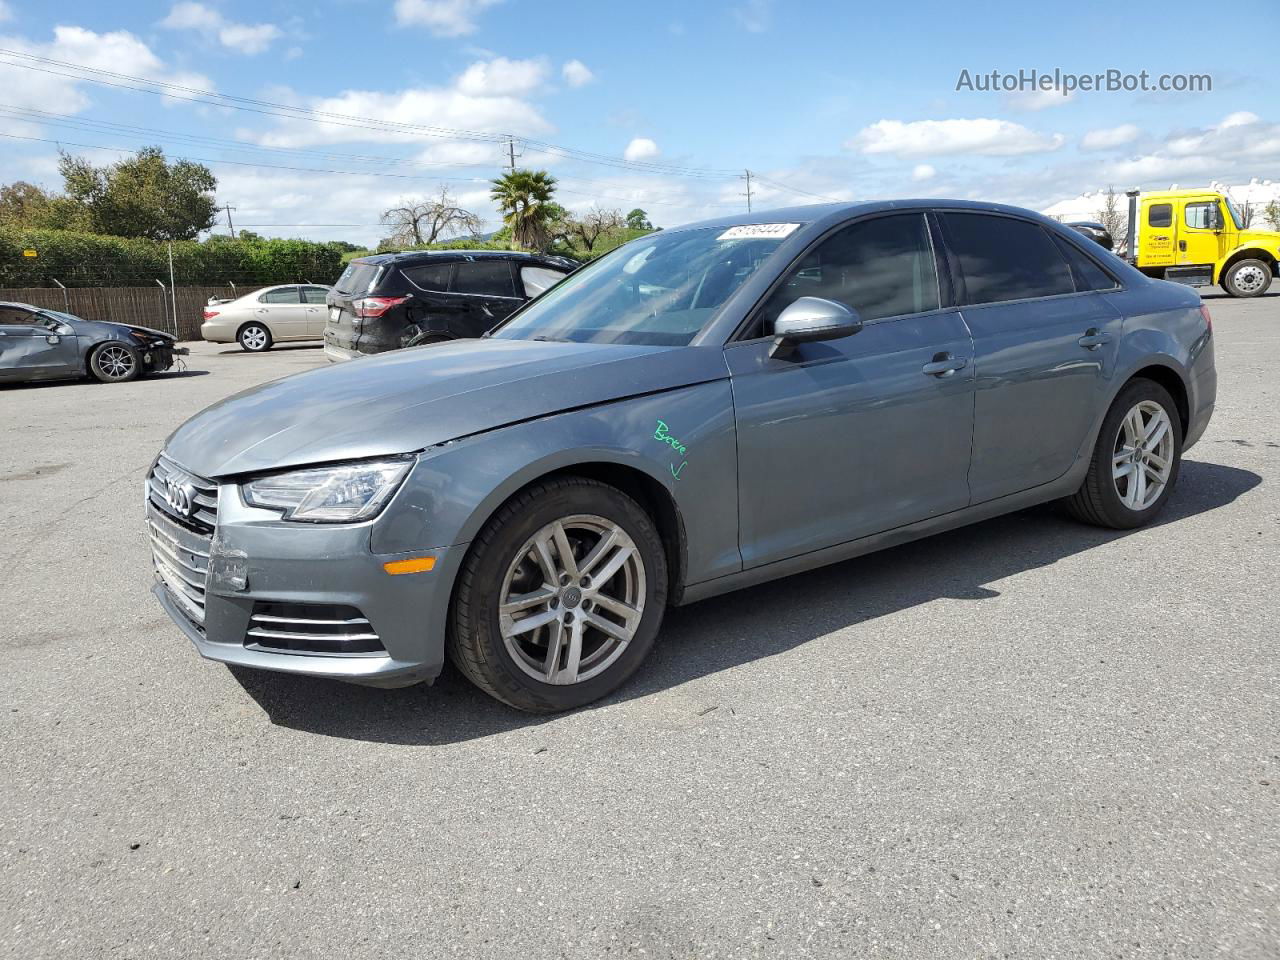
[146,453,217,627]
[147,453,219,533]
[246,602,386,656]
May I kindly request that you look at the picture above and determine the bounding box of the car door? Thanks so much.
[451,260,522,336]
[398,261,460,339]
[938,212,1124,504]
[299,286,330,337]
[0,307,80,380]
[253,286,307,340]
[726,212,976,570]
[1178,197,1231,267]
[1142,201,1176,268]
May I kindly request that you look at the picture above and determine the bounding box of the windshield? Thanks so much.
[1223,196,1245,230]
[491,225,795,346]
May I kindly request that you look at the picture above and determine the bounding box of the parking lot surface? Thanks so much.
[2,294,1277,959]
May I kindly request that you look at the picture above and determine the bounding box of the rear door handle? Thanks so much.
[1078,328,1112,350]
[922,353,968,377]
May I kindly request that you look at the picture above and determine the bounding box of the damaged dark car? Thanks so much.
[323,251,574,362]
[0,301,187,385]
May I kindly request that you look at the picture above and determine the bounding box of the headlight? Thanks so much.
[241,457,413,523]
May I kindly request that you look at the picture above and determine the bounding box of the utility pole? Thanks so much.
[504,137,522,172]
[741,169,753,212]
[224,203,237,239]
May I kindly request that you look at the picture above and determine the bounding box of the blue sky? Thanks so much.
[0,0,1275,244]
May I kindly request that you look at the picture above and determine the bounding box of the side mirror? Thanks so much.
[1210,207,1225,231]
[769,296,862,359]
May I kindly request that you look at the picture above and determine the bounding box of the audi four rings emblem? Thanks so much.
[163,474,197,518]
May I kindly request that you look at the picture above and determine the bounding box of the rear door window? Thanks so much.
[454,261,517,298]
[301,286,330,304]
[520,265,569,298]
[941,213,1074,305]
[1051,235,1118,292]
[258,286,301,304]
[1148,203,1173,228]
[401,263,453,292]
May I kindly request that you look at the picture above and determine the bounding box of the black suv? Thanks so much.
[324,250,574,361]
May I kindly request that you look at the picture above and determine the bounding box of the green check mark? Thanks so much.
[670,461,688,479]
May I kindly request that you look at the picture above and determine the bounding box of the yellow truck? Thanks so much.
[1124,188,1278,297]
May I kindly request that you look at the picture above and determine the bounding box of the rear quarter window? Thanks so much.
[401,263,453,291]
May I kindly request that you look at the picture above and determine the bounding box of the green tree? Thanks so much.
[625,208,653,230]
[490,169,558,251]
[58,147,218,241]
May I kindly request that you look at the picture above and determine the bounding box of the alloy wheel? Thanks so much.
[96,345,136,380]
[498,514,646,686]
[1112,400,1174,511]
[241,326,269,350]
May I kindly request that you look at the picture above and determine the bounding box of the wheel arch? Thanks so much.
[1216,247,1277,283]
[1121,362,1190,436]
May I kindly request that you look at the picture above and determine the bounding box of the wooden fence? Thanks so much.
[0,284,243,341]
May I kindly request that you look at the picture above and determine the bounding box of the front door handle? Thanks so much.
[922,353,968,377]
[1078,328,1112,350]
[1178,240,1187,252]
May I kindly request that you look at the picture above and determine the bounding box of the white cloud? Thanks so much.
[733,0,771,32]
[1104,113,1280,185]
[161,2,282,54]
[454,56,547,96]
[0,25,213,118]
[847,118,1065,157]
[561,59,594,88]
[623,137,660,161]
[238,59,554,150]
[1005,88,1074,111]
[911,164,936,181]
[1080,124,1141,151]
[393,0,501,37]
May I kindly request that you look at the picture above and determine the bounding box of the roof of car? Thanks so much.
[351,250,569,266]
[667,198,1073,235]
[0,301,45,311]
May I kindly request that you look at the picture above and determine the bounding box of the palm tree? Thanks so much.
[490,169,558,251]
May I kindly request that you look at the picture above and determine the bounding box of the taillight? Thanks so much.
[1200,304,1213,333]
[353,296,408,319]
[202,309,219,320]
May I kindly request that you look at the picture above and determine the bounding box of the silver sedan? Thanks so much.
[200,284,332,352]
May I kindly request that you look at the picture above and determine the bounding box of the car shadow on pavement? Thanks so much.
[231,459,1261,746]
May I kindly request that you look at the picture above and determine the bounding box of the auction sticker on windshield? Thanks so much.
[717,223,800,241]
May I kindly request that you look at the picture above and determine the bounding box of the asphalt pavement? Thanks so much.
[2,293,1277,959]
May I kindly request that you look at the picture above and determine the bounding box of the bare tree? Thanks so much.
[380,187,483,247]
[1095,186,1127,242]
[566,207,623,253]
[1265,200,1280,232]
[1235,199,1256,228]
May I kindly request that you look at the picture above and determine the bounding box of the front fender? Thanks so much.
[371,378,741,587]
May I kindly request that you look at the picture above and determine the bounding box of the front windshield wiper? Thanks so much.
[529,335,572,343]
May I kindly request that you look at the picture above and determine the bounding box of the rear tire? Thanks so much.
[238,323,273,352]
[1222,258,1272,298]
[1064,378,1183,529]
[448,477,668,713]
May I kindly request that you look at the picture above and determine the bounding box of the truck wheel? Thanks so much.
[448,477,668,713]
[1222,259,1272,298]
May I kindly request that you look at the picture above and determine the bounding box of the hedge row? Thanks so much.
[0,227,347,288]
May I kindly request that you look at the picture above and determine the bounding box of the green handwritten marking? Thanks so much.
[653,420,687,455]
[670,461,688,480]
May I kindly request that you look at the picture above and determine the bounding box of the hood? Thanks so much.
[164,338,729,478]
[1238,229,1280,250]
[82,319,176,342]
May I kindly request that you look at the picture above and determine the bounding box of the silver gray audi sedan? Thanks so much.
[146,200,1216,712]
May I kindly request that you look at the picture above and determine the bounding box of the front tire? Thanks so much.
[238,323,273,352]
[448,477,668,713]
[89,342,141,383]
[1064,378,1183,529]
[1222,258,1272,298]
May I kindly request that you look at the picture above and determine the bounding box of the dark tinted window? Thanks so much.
[301,286,329,304]
[258,286,300,304]
[453,260,516,297]
[0,306,38,325]
[334,261,381,294]
[757,213,939,333]
[942,213,1073,304]
[1051,235,1118,292]
[1148,203,1173,228]
[401,263,453,291]
[1184,202,1218,230]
